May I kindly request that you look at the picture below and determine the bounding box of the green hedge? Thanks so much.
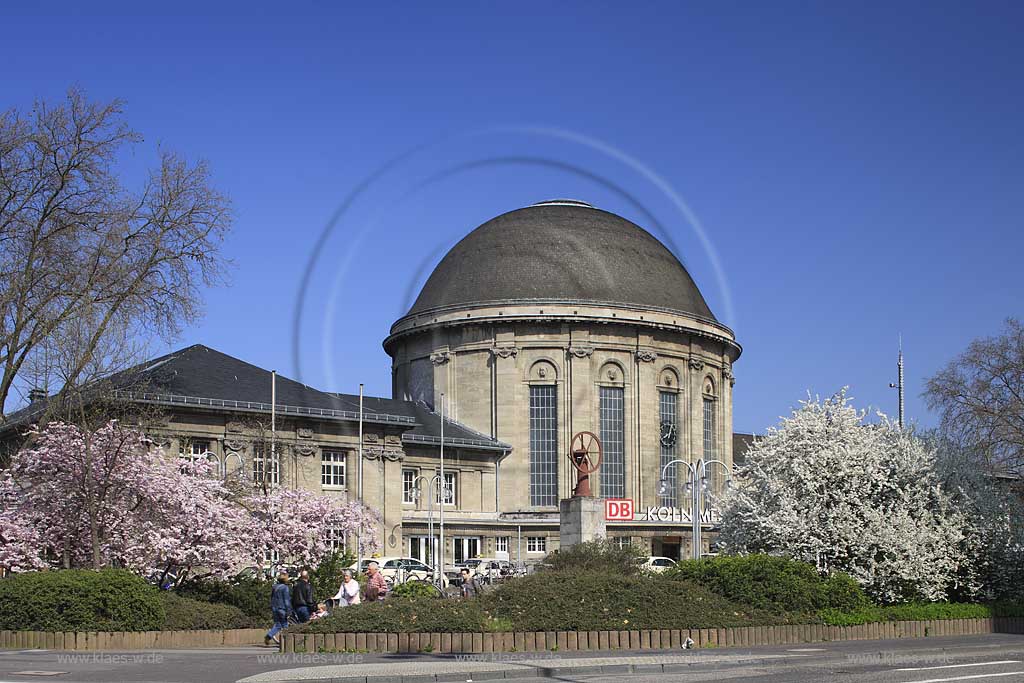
[390,580,441,599]
[157,592,263,630]
[175,577,272,621]
[820,601,1024,626]
[667,555,868,615]
[479,571,784,631]
[298,597,492,633]
[0,570,165,632]
[542,539,647,575]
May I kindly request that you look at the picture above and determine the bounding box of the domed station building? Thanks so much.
[2,200,743,566]
[385,200,741,560]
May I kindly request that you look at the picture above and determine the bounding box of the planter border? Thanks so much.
[1,619,1022,652]
[0,628,265,651]
[280,617,1024,654]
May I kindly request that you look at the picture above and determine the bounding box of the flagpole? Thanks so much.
[271,371,276,489]
[357,383,364,573]
[438,392,445,586]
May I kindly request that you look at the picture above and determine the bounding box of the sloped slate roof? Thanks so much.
[2,345,508,451]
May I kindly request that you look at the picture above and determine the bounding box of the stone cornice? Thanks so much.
[384,299,741,359]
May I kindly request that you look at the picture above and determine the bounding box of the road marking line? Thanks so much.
[908,671,1024,683]
[787,648,826,652]
[898,661,1022,671]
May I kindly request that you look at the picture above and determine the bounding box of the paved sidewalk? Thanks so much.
[236,651,814,682]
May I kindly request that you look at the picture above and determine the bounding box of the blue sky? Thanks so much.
[6,1,1022,434]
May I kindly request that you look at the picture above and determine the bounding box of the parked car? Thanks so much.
[348,557,449,587]
[445,558,512,585]
[641,556,678,573]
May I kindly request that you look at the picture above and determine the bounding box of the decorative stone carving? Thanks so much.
[385,434,402,445]
[364,446,404,462]
[567,344,594,359]
[363,433,379,444]
[538,366,547,378]
[224,438,245,452]
[491,345,518,359]
[429,350,451,365]
[723,369,736,387]
[226,421,244,434]
[688,357,705,371]
[607,367,618,381]
[293,444,317,457]
[635,350,658,363]
[296,427,314,439]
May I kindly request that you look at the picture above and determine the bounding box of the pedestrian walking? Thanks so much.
[264,572,291,646]
[460,568,477,598]
[364,561,388,601]
[292,570,315,623]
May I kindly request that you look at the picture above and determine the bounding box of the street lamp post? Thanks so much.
[657,458,731,560]
[411,473,447,586]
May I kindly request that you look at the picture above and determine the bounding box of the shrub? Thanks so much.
[390,580,440,599]
[541,539,646,575]
[158,592,262,630]
[667,555,868,614]
[480,570,782,631]
[175,576,272,620]
[820,602,992,626]
[0,569,164,632]
[298,597,490,633]
[310,550,355,600]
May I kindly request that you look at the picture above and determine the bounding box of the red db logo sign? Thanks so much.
[605,498,634,521]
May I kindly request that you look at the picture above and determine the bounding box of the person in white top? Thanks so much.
[333,569,361,606]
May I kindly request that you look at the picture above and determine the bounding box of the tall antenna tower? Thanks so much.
[889,335,905,428]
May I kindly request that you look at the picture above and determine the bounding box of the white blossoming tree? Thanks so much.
[719,390,969,604]
[933,437,1024,601]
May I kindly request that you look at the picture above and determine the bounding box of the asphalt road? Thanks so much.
[0,633,1021,683]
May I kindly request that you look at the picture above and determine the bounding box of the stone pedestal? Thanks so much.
[559,497,607,549]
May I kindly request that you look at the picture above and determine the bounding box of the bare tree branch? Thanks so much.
[924,318,1024,475]
[0,88,232,424]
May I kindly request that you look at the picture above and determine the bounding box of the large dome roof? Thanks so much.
[406,201,716,321]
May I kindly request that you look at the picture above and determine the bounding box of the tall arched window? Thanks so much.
[529,383,558,506]
[599,384,625,498]
[702,378,718,492]
[658,368,680,506]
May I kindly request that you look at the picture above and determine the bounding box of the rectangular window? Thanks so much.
[612,536,633,549]
[436,471,456,506]
[527,536,547,553]
[454,536,480,563]
[181,439,211,460]
[703,396,717,491]
[402,468,417,504]
[529,385,558,506]
[660,391,679,506]
[495,536,510,555]
[599,386,625,498]
[321,450,346,489]
[326,526,346,553]
[263,548,280,566]
[179,439,214,474]
[252,443,280,487]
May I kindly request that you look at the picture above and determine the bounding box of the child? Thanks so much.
[308,602,330,621]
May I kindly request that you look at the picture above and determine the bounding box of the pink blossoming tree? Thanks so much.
[0,420,379,577]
